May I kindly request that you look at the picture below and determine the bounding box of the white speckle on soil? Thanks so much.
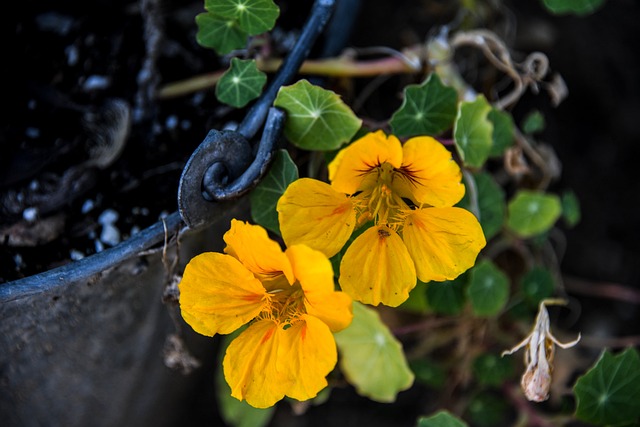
[82,75,111,92]
[100,223,121,246]
[65,44,79,66]
[23,207,38,222]
[130,225,141,236]
[165,115,179,130]
[94,239,105,253]
[98,209,119,225]
[13,254,24,268]
[69,249,85,261]
[25,127,40,139]
[29,180,40,191]
[81,199,95,214]
[180,119,191,130]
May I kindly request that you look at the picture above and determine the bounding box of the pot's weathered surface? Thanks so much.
[0,210,245,427]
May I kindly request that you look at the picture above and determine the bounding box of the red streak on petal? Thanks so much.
[260,326,276,345]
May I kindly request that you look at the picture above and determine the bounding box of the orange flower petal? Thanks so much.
[223,219,295,284]
[402,207,486,282]
[223,319,292,408]
[286,244,353,332]
[328,130,403,195]
[278,178,356,257]
[281,315,338,401]
[339,225,417,307]
[393,136,464,207]
[178,252,268,336]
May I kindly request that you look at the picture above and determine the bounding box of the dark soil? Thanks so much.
[2,0,640,425]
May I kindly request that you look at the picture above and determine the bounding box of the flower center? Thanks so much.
[357,162,409,228]
[260,278,306,326]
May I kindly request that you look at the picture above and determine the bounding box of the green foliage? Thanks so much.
[507,190,562,238]
[466,260,509,316]
[542,0,606,15]
[197,0,279,54]
[334,302,415,402]
[195,13,247,54]
[389,73,458,137]
[216,58,267,107]
[488,108,515,157]
[400,281,429,313]
[411,358,446,389]
[454,95,494,168]
[574,348,640,426]
[426,275,467,315]
[417,411,468,427]
[458,172,506,240]
[472,353,514,387]
[211,0,279,35]
[521,110,546,134]
[274,79,362,151]
[520,266,555,305]
[249,149,298,235]
[562,190,582,227]
[216,331,275,427]
[465,394,510,427]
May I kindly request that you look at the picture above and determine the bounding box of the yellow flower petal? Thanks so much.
[328,130,403,195]
[179,252,268,336]
[286,244,353,332]
[393,136,464,207]
[223,320,292,408]
[223,219,295,284]
[402,207,486,282]
[339,225,417,307]
[278,178,356,257]
[281,315,337,401]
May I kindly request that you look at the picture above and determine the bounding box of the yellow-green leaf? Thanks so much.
[507,190,562,238]
[417,411,468,427]
[454,95,494,168]
[334,302,414,402]
[274,79,362,151]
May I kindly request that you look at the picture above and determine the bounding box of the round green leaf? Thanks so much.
[334,302,414,403]
[472,353,514,387]
[208,0,280,35]
[520,266,555,305]
[454,95,494,168]
[488,108,515,157]
[389,73,458,137]
[561,190,581,228]
[410,359,446,389]
[249,149,298,235]
[507,190,562,238]
[466,260,509,317]
[426,274,467,315]
[574,348,640,426]
[417,411,468,427]
[542,0,605,15]
[274,79,362,151]
[195,12,247,54]
[216,58,267,108]
[465,394,510,427]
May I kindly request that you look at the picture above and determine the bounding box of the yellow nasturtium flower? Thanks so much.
[178,219,353,409]
[278,130,486,307]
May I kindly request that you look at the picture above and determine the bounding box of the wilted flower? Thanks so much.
[502,298,581,402]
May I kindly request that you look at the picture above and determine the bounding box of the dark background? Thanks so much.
[2,0,639,426]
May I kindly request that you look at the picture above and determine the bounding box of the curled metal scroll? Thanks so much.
[0,0,337,303]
